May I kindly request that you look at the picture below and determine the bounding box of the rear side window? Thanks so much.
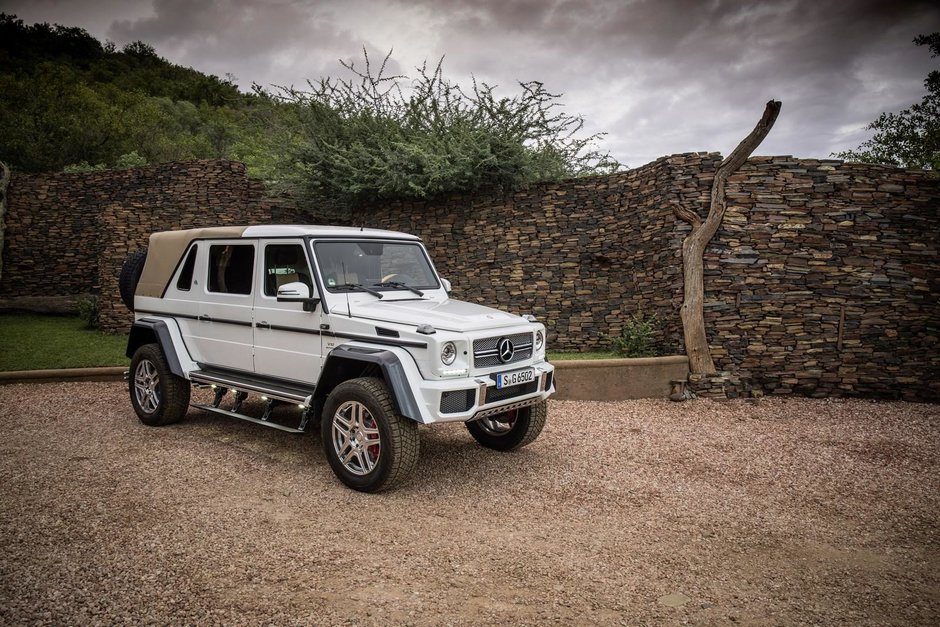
[176,245,198,291]
[208,244,255,295]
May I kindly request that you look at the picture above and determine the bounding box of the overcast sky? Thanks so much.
[4,0,939,167]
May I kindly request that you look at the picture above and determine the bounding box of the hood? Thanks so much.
[346,297,526,332]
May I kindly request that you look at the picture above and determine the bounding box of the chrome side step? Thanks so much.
[191,402,306,433]
[189,369,314,404]
[189,374,317,434]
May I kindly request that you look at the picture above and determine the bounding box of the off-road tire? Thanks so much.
[119,248,148,311]
[321,377,419,493]
[466,400,547,451]
[129,343,190,426]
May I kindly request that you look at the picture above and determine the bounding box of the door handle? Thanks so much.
[198,314,212,322]
[256,321,271,329]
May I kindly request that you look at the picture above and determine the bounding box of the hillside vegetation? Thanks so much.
[0,14,619,211]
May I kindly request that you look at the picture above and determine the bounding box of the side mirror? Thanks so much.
[277,282,310,299]
[441,278,452,293]
[277,282,320,312]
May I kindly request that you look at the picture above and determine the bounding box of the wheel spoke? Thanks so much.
[340,442,358,465]
[351,403,364,428]
[334,410,354,430]
[355,449,372,472]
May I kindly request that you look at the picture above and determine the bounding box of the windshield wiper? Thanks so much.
[373,281,424,297]
[335,283,384,299]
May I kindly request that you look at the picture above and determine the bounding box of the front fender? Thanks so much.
[315,344,425,423]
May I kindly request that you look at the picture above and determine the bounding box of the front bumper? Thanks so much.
[415,362,555,424]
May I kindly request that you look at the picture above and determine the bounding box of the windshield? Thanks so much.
[313,240,440,293]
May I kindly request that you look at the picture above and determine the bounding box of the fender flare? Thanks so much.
[126,318,184,377]
[315,345,422,422]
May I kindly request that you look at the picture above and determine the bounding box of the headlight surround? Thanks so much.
[535,330,544,351]
[441,341,457,365]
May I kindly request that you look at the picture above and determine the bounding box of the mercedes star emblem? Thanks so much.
[497,337,515,363]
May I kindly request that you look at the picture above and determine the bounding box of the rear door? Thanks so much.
[193,240,257,372]
[252,239,323,385]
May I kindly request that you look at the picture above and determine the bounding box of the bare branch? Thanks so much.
[672,204,701,228]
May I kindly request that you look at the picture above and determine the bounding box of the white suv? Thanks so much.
[122,225,555,492]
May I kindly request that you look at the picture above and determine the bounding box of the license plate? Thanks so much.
[496,369,535,389]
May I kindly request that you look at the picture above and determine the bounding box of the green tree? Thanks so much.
[834,33,939,170]
[0,13,254,172]
[265,51,621,211]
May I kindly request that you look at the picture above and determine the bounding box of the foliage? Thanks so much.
[834,33,939,170]
[609,312,664,358]
[265,50,621,210]
[0,14,621,209]
[0,13,254,172]
[0,314,127,371]
[74,296,99,329]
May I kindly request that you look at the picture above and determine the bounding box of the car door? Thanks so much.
[252,239,323,385]
[193,239,257,372]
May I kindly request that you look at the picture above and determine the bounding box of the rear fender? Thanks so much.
[126,318,196,378]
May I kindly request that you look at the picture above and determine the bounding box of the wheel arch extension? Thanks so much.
[126,319,184,377]
[315,345,422,422]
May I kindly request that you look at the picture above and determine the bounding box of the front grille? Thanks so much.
[473,332,533,368]
[486,381,538,404]
[440,389,475,414]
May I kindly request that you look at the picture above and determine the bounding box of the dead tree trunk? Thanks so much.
[674,100,781,374]
[0,161,9,283]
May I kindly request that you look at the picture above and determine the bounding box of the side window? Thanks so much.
[264,244,313,297]
[208,244,255,295]
[176,244,198,291]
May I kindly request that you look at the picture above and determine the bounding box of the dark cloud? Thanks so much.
[4,0,940,166]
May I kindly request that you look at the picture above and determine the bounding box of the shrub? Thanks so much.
[266,50,621,211]
[75,295,98,329]
[609,313,663,358]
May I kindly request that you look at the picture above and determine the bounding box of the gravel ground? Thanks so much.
[0,382,938,626]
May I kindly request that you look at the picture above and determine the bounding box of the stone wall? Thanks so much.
[357,154,939,401]
[0,160,300,330]
[707,156,939,399]
[1,155,937,400]
[1,170,106,298]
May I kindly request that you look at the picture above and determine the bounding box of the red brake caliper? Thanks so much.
[366,417,380,461]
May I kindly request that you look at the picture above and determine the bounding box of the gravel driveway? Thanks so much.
[1,382,937,625]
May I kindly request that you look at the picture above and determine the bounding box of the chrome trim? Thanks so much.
[189,372,309,404]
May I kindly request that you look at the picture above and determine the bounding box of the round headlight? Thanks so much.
[535,330,544,351]
[441,342,457,365]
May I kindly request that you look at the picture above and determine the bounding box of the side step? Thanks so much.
[191,403,306,433]
[188,369,317,434]
[190,368,315,404]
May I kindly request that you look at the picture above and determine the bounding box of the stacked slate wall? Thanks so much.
[0,160,300,330]
[1,170,106,297]
[1,155,937,400]
[358,154,939,400]
[707,156,939,399]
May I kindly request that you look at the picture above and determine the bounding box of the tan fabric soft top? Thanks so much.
[136,226,249,298]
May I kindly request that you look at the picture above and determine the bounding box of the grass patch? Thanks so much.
[0,314,128,371]
[548,350,620,361]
